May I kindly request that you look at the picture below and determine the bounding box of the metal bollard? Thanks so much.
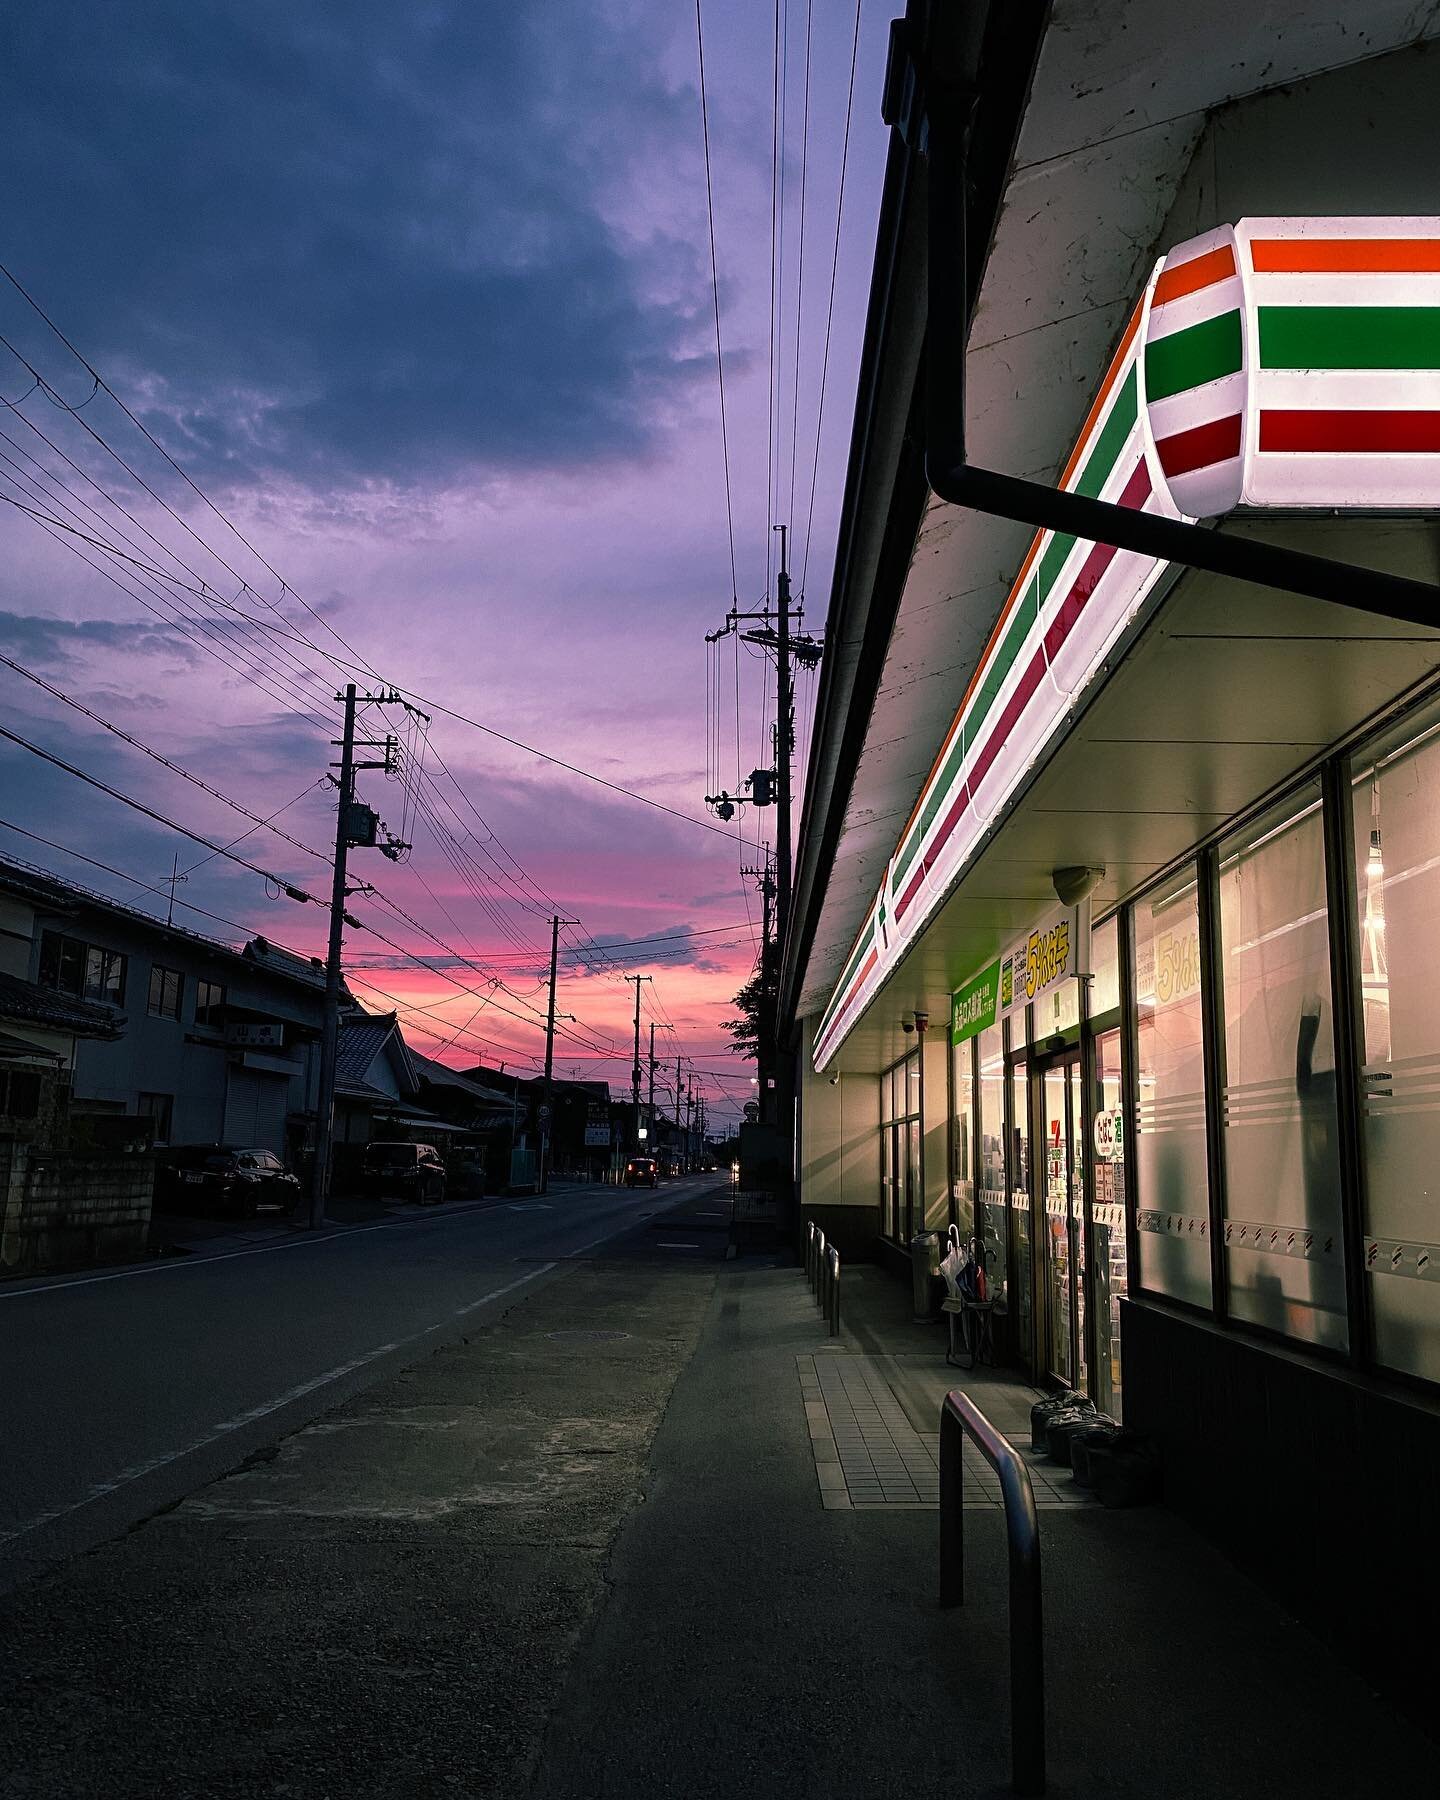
[814,1229,826,1299]
[827,1245,840,1336]
[939,1389,1045,1795]
[806,1220,817,1287]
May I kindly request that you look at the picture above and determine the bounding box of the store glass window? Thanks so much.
[977,1024,1007,1306]
[1132,867,1212,1308]
[951,1033,975,1241]
[1037,975,1080,1040]
[1091,914,1121,1019]
[1352,707,1440,1382]
[880,1052,920,1243]
[1217,783,1346,1351]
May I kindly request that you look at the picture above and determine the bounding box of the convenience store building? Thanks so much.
[785,0,1440,1720]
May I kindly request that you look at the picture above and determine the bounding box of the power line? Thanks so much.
[0,258,385,687]
[694,0,739,606]
[800,0,862,597]
[787,0,814,527]
[0,651,330,865]
[0,722,322,900]
[0,339,731,838]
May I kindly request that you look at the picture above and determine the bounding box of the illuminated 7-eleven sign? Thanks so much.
[1144,217,1440,516]
[813,215,1440,1073]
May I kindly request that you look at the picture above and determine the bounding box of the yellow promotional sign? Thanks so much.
[998,904,1084,1022]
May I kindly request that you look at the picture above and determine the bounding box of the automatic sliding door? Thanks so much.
[1043,1065,1073,1387]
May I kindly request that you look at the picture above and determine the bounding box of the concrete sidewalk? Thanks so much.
[5,1220,1433,1798]
[531,1258,1435,1799]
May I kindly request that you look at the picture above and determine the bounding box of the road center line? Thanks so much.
[0,1194,642,1300]
[0,1261,559,1550]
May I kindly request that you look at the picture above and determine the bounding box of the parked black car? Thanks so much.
[362,1141,448,1205]
[155,1145,303,1218]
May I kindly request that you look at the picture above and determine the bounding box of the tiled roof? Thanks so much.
[0,969,126,1039]
[336,1012,398,1082]
[0,855,346,1002]
[243,936,332,992]
[409,1050,513,1106]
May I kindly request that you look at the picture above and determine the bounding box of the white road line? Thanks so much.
[0,1221,396,1297]
[0,1194,635,1300]
[657,1242,701,1250]
[0,1261,559,1550]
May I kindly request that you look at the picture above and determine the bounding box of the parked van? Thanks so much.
[362,1141,447,1205]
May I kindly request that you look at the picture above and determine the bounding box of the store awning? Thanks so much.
[822,513,1440,1073]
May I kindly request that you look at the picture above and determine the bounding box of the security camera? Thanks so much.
[901,1015,915,1035]
[828,1073,840,1086]
[1053,865,1104,907]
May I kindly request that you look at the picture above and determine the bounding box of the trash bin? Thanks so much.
[910,1230,942,1320]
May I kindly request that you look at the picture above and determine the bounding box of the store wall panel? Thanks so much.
[798,1014,882,1257]
[1123,1297,1440,1730]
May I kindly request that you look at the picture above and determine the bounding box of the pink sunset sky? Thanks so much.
[0,1,893,1130]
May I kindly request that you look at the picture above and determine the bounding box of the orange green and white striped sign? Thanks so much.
[1144,216,1440,513]
[813,215,1440,1074]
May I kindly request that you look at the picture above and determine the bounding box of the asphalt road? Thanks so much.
[0,1176,717,1592]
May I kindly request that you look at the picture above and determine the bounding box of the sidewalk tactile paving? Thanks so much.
[797,1354,1096,1512]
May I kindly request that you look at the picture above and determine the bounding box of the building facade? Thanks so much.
[0,856,334,1161]
[786,2,1440,1727]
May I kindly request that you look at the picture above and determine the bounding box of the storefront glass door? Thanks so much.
[1009,1055,1032,1372]
[1040,1055,1085,1389]
[1091,1027,1128,1418]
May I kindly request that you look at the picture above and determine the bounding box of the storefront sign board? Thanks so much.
[951,958,1001,1045]
[998,904,1086,1022]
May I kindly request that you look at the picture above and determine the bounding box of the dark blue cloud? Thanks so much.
[0,2,703,492]
[0,609,201,668]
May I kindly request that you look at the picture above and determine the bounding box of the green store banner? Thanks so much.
[951,958,1001,1045]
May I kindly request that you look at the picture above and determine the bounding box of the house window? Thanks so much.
[194,979,227,1026]
[137,1091,174,1141]
[39,930,126,1005]
[0,1069,43,1120]
[147,965,183,1020]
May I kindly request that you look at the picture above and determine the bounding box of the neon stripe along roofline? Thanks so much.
[811,215,1440,1073]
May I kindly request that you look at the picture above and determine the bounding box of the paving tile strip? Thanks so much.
[798,1353,1096,1512]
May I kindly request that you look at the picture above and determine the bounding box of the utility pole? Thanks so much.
[165,852,186,929]
[309,684,420,1229]
[742,858,777,1121]
[539,913,578,1196]
[647,1021,656,1153]
[702,528,823,1183]
[311,685,358,1231]
[675,1055,684,1171]
[774,526,794,955]
[626,974,652,1152]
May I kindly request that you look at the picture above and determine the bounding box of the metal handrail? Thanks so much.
[939,1388,1045,1797]
[825,1244,840,1336]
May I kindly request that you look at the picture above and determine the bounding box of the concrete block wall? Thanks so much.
[0,1143,154,1276]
